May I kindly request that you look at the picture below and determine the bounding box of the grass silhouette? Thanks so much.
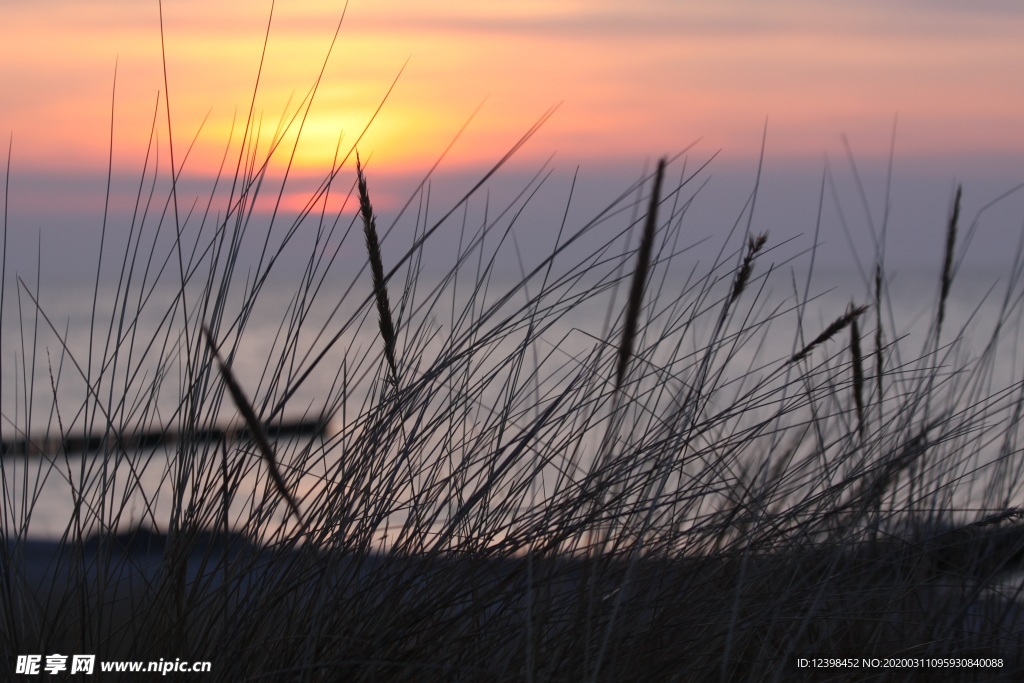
[3,6,1024,682]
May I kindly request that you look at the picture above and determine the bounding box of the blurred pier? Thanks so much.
[0,414,332,457]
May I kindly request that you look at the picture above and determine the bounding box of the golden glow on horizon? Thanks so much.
[2,0,1023,186]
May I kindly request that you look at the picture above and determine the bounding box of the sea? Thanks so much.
[2,261,1022,541]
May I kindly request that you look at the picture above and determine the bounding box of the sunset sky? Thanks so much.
[2,0,1024,275]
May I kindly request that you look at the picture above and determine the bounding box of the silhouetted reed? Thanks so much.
[356,152,399,388]
[615,158,665,394]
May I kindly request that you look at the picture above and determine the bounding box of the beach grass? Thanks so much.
[3,9,1024,682]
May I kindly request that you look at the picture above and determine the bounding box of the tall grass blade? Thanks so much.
[357,152,399,387]
[874,263,884,423]
[850,308,866,441]
[201,325,309,536]
[614,158,665,393]
[790,304,868,364]
[729,232,768,305]
[937,184,962,338]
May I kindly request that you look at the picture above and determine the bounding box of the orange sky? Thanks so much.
[3,0,1024,281]
[3,0,1023,181]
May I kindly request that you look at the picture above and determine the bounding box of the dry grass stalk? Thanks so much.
[790,304,869,364]
[971,507,1024,528]
[850,308,866,441]
[873,263,884,420]
[357,152,399,387]
[614,158,665,394]
[937,184,962,336]
[728,232,768,305]
[201,325,309,536]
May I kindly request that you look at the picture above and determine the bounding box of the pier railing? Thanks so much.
[0,414,332,457]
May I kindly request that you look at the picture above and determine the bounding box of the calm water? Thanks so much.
[2,263,1022,540]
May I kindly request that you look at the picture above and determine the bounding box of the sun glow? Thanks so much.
[2,1,1022,192]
